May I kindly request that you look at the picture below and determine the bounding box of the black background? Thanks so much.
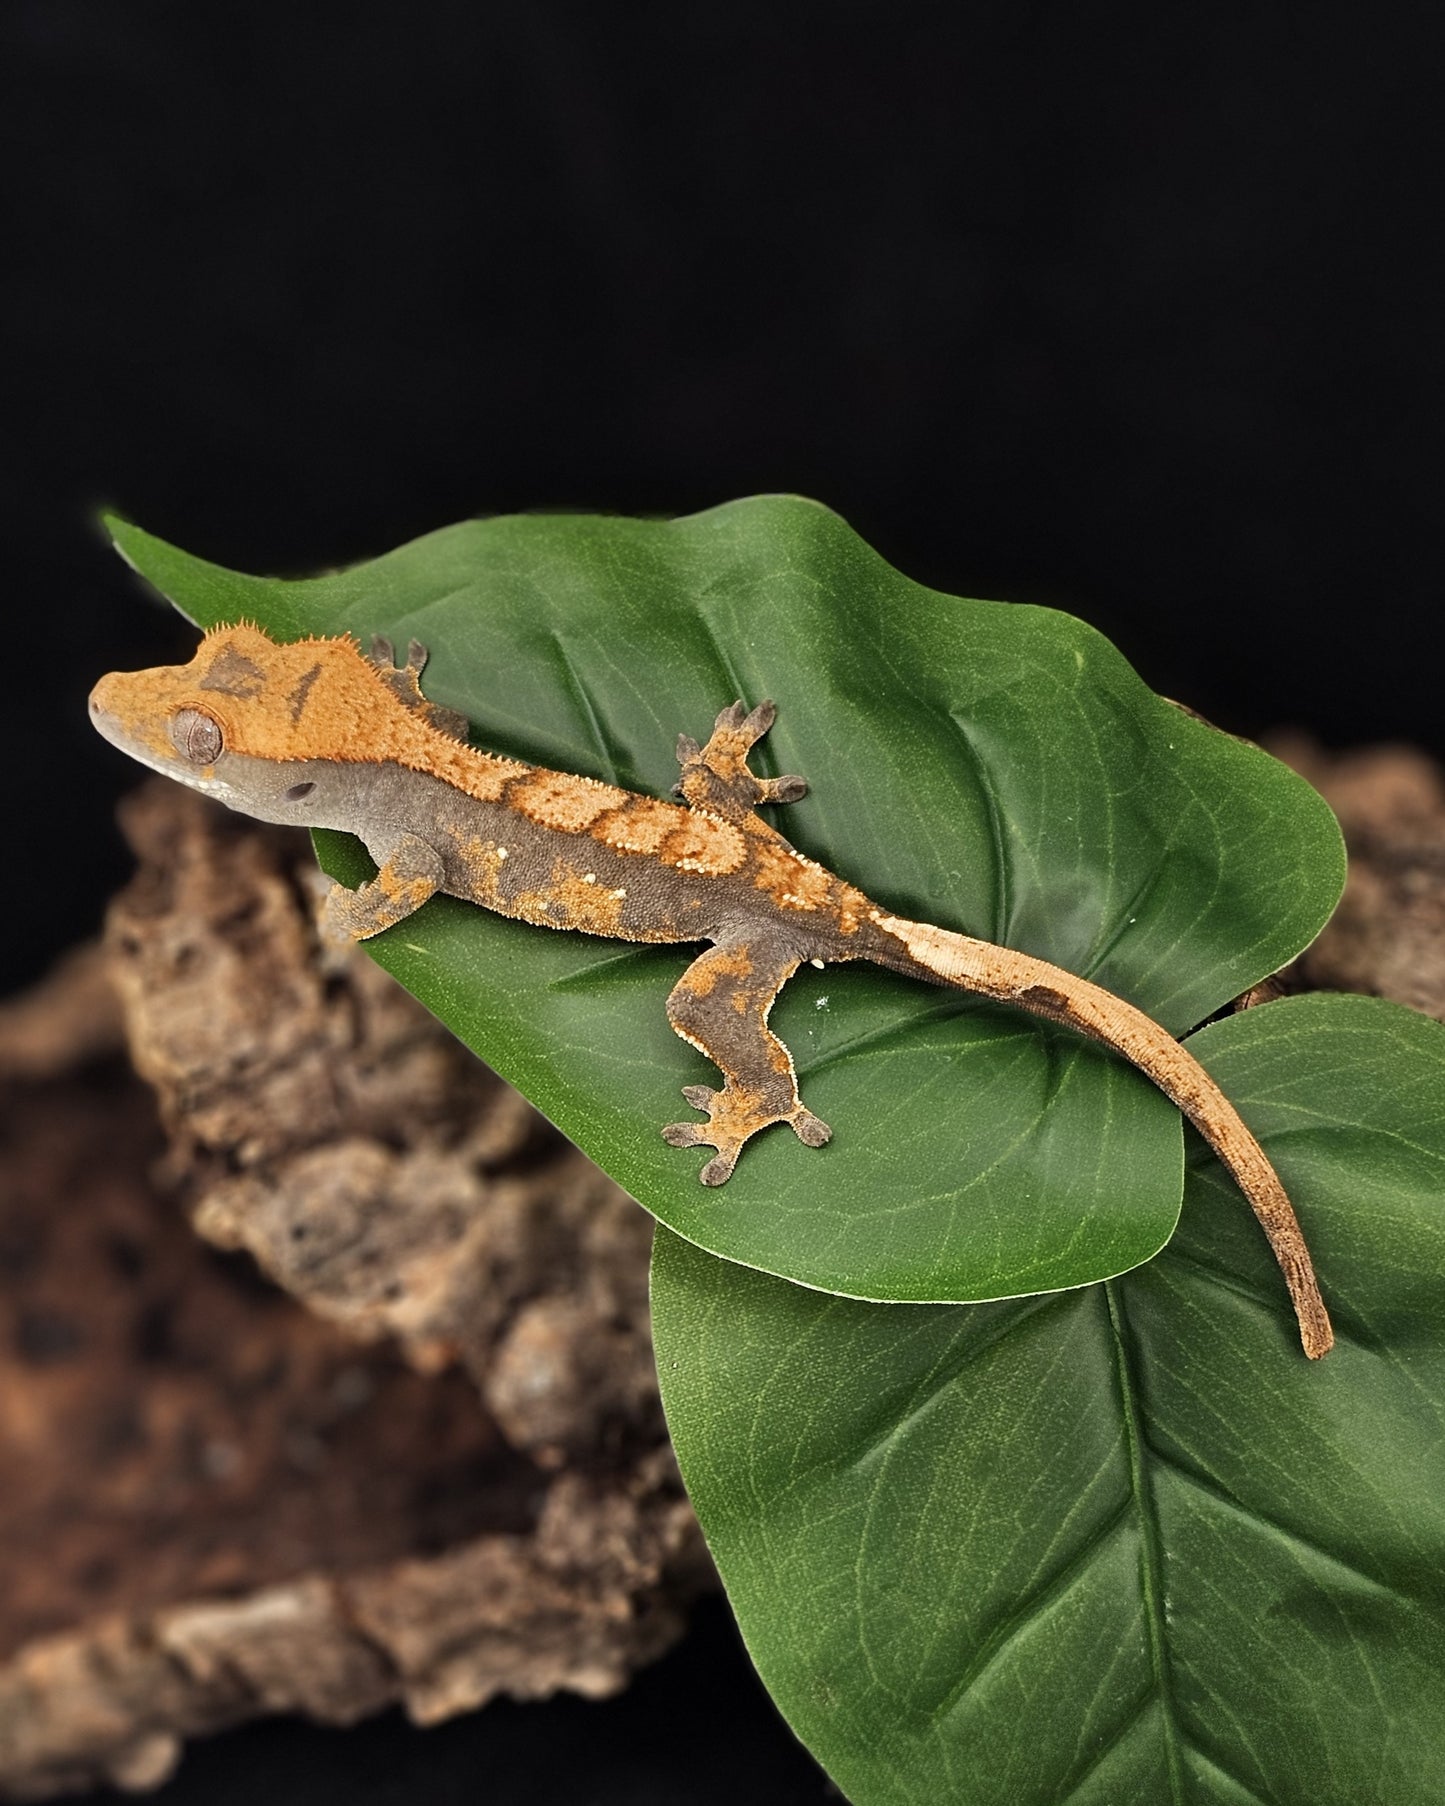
[5,2,1440,1799]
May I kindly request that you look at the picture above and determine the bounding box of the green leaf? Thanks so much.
[653,994,1445,1806]
[105,500,1343,1303]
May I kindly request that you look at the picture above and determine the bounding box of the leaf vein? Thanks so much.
[1148,1453,1401,1601]
[1105,1282,1188,1804]
[923,1495,1136,1729]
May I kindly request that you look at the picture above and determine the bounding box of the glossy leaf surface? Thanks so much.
[654,995,1445,1804]
[106,500,1343,1301]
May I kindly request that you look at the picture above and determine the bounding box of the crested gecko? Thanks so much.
[90,623,1333,1358]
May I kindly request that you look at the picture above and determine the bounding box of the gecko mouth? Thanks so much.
[88,694,235,798]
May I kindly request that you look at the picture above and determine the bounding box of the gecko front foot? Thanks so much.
[317,832,445,942]
[663,1083,832,1186]
[365,635,471,742]
[674,699,808,822]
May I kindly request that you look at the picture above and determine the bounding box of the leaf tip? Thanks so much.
[98,510,142,569]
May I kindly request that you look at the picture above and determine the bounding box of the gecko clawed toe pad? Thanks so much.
[791,1109,832,1148]
[663,1093,833,1186]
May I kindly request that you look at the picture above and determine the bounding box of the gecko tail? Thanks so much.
[863,910,1334,1359]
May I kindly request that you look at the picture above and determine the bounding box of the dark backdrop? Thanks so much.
[5,2,1440,1799]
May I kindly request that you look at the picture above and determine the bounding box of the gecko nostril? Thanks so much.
[285,782,316,801]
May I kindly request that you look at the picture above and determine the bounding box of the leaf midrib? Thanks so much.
[1106,1280,1189,1803]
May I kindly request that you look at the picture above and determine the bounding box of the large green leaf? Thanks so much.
[105,499,1343,1302]
[653,993,1445,1805]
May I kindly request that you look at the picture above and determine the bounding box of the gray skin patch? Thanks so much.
[286,661,324,722]
[199,645,268,698]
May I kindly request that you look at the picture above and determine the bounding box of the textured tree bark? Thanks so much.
[1267,736,1445,1021]
[0,782,709,1802]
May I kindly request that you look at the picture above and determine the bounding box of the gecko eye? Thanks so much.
[170,708,223,764]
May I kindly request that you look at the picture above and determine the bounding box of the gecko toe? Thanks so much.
[680,1084,717,1110]
[791,1109,832,1148]
[663,1118,743,1182]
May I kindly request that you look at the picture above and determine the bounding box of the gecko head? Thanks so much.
[88,622,407,826]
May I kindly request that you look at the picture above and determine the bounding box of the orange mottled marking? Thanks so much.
[511,862,630,936]
[676,942,753,997]
[456,835,509,905]
[698,724,754,776]
[592,796,683,856]
[376,861,436,911]
[661,814,748,877]
[750,840,834,911]
[513,768,630,832]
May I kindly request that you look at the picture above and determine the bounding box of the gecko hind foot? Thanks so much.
[662,1089,832,1186]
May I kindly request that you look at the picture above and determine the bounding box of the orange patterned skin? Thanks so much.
[90,623,1332,1357]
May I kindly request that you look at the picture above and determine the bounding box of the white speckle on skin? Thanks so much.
[497,846,508,859]
[810,957,824,969]
[583,872,596,883]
